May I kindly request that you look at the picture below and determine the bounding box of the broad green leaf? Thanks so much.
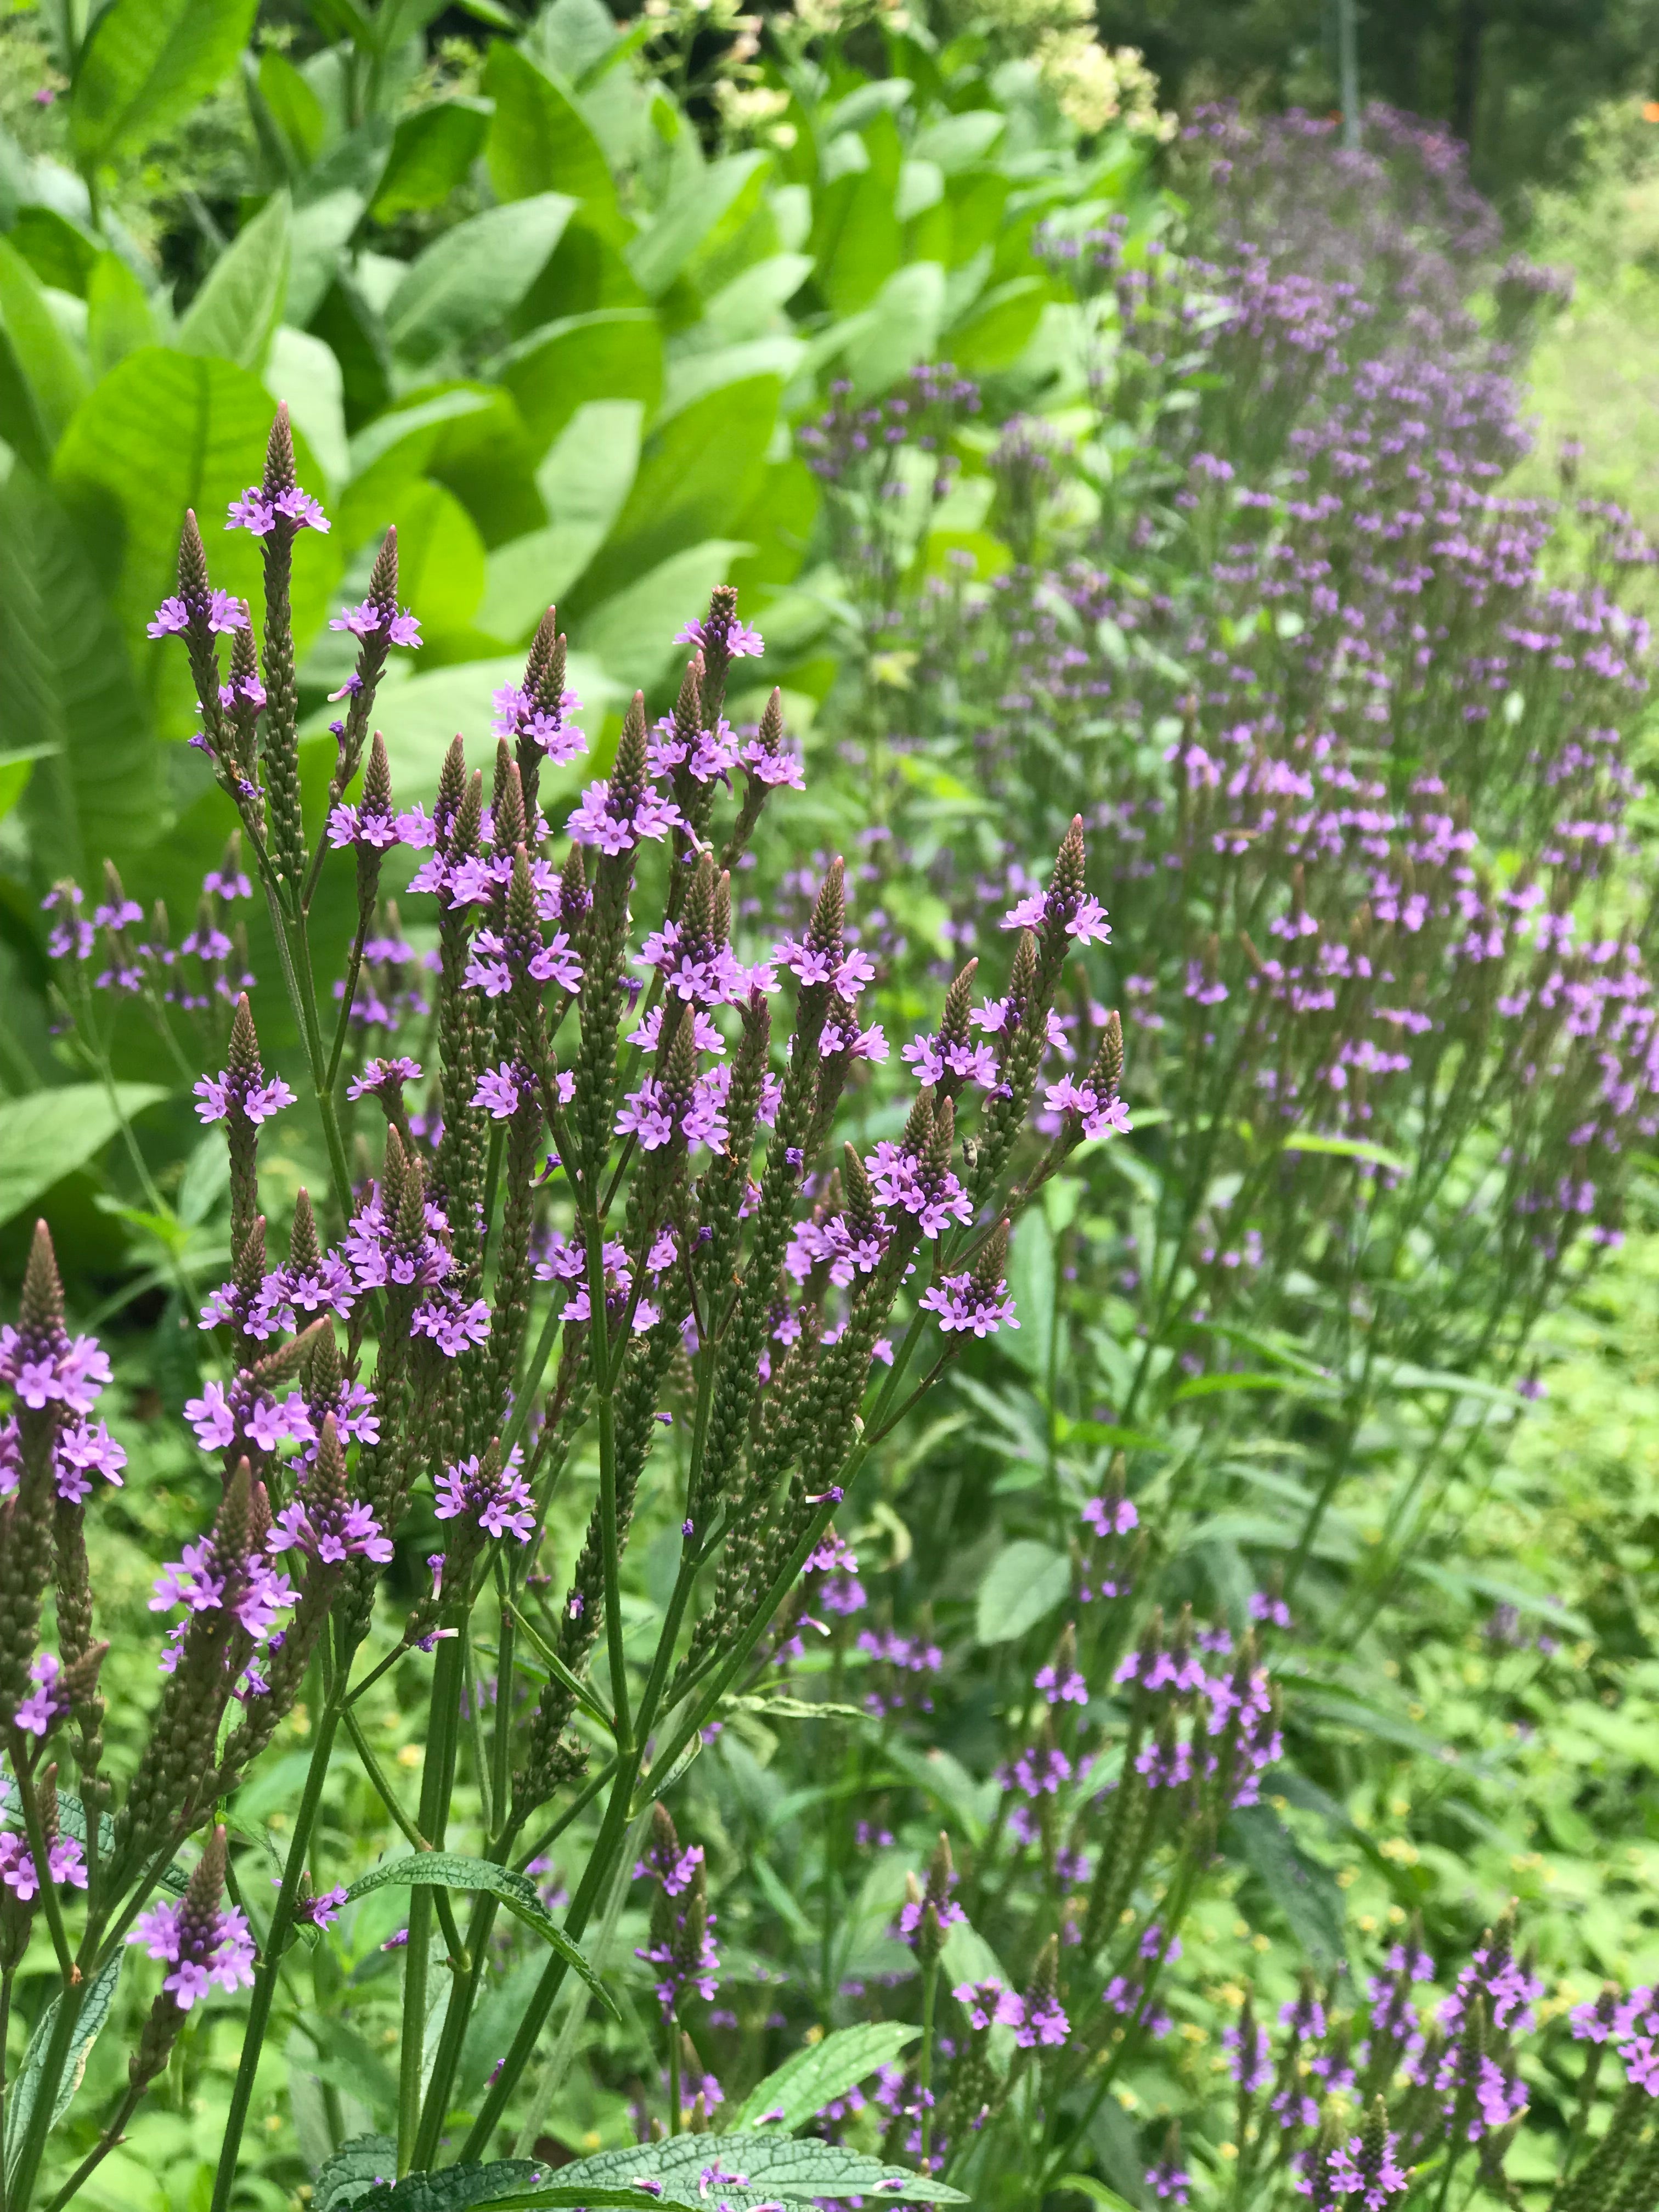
[735,2023,918,2130]
[496,309,661,456]
[810,161,904,317]
[0,234,88,456]
[178,190,290,370]
[0,470,163,881]
[484,42,618,217]
[626,151,768,298]
[479,398,644,641]
[341,1854,618,2015]
[1228,1804,1347,1973]
[580,538,751,697]
[85,252,154,379]
[975,1538,1070,1645]
[3,1949,123,2178]
[568,374,780,616]
[382,477,487,637]
[53,346,341,725]
[371,99,490,220]
[8,207,100,298]
[527,0,620,81]
[71,0,259,166]
[702,251,814,341]
[499,2133,969,2208]
[0,1083,170,1226]
[911,109,1005,170]
[950,274,1046,372]
[659,335,803,420]
[0,746,48,823]
[256,48,328,168]
[385,194,575,369]
[879,1739,997,1844]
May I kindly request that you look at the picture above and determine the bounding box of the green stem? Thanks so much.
[210,1695,343,2212]
[501,1301,563,1463]
[668,2026,681,2135]
[919,1960,939,2165]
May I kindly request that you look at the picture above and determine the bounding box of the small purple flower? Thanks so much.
[1144,2161,1190,2205]
[15,1652,70,1737]
[290,1882,349,1928]
[346,1056,423,1102]
[193,1067,296,1126]
[435,1450,535,1544]
[128,1897,257,2008]
[228,485,330,537]
[269,1491,392,1567]
[919,1269,1018,1336]
[329,597,420,646]
[472,1064,527,1120]
[676,612,764,659]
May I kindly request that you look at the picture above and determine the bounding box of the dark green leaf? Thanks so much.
[71,0,259,166]
[3,1949,123,2178]
[1228,1804,1347,1973]
[341,1854,617,2015]
[734,2023,918,2130]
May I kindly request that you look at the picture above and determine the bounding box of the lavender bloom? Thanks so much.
[1034,1660,1087,1705]
[435,1451,535,1544]
[227,484,329,537]
[1326,2132,1410,2209]
[0,1829,87,1900]
[193,1066,296,1126]
[291,1882,349,1929]
[676,612,764,661]
[1043,1076,1132,1138]
[15,1651,71,1736]
[346,1056,424,1102]
[128,1895,257,2008]
[865,1139,972,1238]
[148,588,247,638]
[1082,1492,1137,1537]
[493,681,586,764]
[329,597,421,647]
[567,779,681,854]
[1223,2020,1272,2090]
[953,1979,1013,2032]
[268,1491,392,1566]
[919,1268,1019,1336]
[1144,2160,1190,2203]
[0,1324,111,1417]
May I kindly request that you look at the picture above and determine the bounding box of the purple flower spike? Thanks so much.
[435,1449,535,1544]
[128,1895,257,2008]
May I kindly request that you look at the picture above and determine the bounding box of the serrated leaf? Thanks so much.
[975,1538,1069,1645]
[490,2131,969,2207]
[342,1855,617,2015]
[71,0,259,166]
[3,1949,123,2179]
[735,2023,918,2130]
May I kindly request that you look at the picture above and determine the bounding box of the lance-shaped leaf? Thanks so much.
[733,2021,918,2131]
[3,1950,123,2180]
[71,0,259,166]
[341,1855,618,2016]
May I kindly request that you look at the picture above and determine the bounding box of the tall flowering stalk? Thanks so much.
[4,415,1131,2206]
